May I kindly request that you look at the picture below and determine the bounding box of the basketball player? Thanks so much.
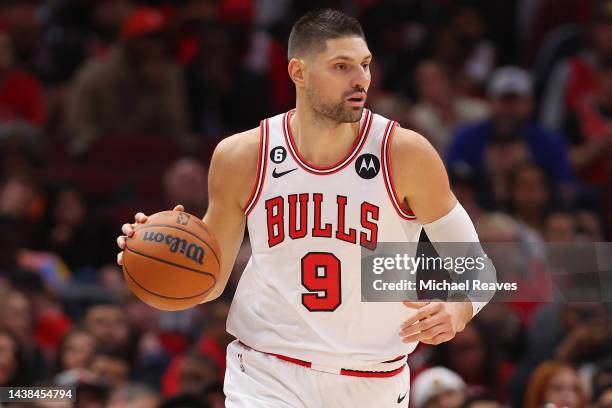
[117,9,492,407]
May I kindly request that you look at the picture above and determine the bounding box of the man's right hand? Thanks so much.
[116,204,185,266]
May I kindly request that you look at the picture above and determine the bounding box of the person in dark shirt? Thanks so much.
[446,67,574,205]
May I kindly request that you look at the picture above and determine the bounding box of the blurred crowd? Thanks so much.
[0,0,610,407]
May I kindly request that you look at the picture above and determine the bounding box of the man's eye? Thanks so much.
[335,64,346,70]
[362,63,370,70]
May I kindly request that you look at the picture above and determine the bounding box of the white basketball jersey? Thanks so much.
[226,109,423,368]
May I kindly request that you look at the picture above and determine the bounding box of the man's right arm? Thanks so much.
[199,128,261,301]
[117,126,261,303]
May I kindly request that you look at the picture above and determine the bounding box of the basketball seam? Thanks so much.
[135,224,221,265]
[125,245,218,283]
[123,259,215,300]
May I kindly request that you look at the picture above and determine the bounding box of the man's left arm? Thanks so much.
[388,126,492,345]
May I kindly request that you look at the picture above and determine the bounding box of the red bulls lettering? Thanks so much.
[265,193,379,249]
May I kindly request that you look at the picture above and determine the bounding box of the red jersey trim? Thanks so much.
[238,341,406,378]
[282,109,373,175]
[243,119,269,216]
[381,121,417,220]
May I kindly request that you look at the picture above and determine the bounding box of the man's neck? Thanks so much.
[290,101,362,168]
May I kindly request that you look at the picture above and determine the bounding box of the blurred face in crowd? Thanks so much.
[447,325,485,378]
[510,165,549,218]
[0,291,32,342]
[486,141,529,182]
[125,33,169,86]
[577,211,604,241]
[179,355,218,394]
[416,61,451,104]
[53,188,86,227]
[424,389,465,408]
[61,330,97,371]
[163,158,209,215]
[0,332,17,385]
[293,36,371,123]
[0,176,37,218]
[543,366,583,408]
[545,213,577,242]
[84,305,129,348]
[89,354,130,389]
[490,95,532,133]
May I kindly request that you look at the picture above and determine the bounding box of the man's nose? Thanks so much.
[351,66,370,90]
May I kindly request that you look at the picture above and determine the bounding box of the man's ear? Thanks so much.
[288,58,306,87]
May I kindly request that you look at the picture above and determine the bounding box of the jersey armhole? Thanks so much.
[381,121,417,220]
[243,119,269,216]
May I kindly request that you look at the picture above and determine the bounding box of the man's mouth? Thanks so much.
[346,93,366,107]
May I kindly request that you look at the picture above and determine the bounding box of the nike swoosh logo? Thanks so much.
[397,391,407,404]
[272,168,297,178]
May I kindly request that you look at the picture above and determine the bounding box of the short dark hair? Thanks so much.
[287,9,365,59]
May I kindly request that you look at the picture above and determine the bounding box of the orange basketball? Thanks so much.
[122,211,221,311]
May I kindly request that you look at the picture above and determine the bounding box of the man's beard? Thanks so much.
[306,88,364,123]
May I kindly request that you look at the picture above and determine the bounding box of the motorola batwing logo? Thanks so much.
[355,154,380,179]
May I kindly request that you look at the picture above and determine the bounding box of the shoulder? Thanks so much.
[209,126,262,208]
[389,125,447,181]
[390,126,440,161]
[213,126,261,164]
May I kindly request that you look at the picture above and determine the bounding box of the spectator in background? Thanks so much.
[65,7,193,156]
[429,320,512,403]
[121,294,170,388]
[161,301,230,397]
[177,348,218,395]
[108,383,160,408]
[412,60,489,153]
[563,57,612,184]
[446,66,574,208]
[35,184,116,274]
[576,210,607,240]
[523,360,587,408]
[88,348,131,391]
[541,0,612,130]
[506,163,554,237]
[54,327,97,384]
[163,158,209,217]
[0,122,46,178]
[511,303,611,407]
[0,173,45,248]
[411,366,467,408]
[0,328,31,387]
[544,210,578,242]
[0,289,47,383]
[0,30,45,127]
[185,22,270,137]
[562,56,612,231]
[83,304,132,354]
[364,61,413,128]
[431,4,496,97]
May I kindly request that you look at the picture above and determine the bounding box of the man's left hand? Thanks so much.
[399,301,472,345]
